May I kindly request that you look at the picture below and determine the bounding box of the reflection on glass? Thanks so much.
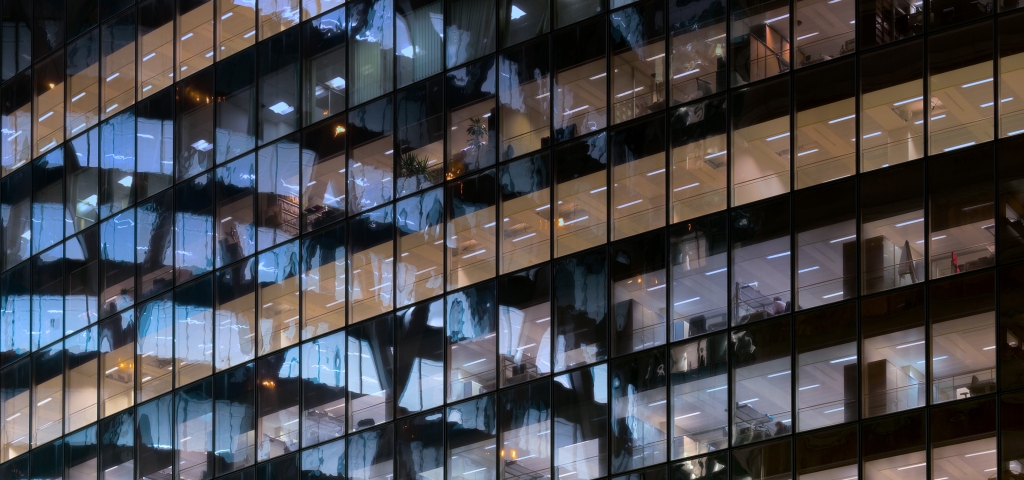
[396,299,445,414]
[396,188,444,307]
[178,0,215,80]
[301,437,345,478]
[447,395,497,479]
[611,350,667,473]
[348,97,394,214]
[554,249,607,371]
[498,265,551,386]
[446,0,496,68]
[304,7,346,125]
[101,11,135,120]
[731,439,791,479]
[553,365,608,479]
[138,191,174,302]
[257,348,301,461]
[65,325,98,432]
[731,197,791,325]
[448,58,497,179]
[670,334,729,459]
[499,381,551,479]
[257,241,301,355]
[2,72,32,176]
[499,37,550,160]
[98,410,134,477]
[928,23,994,155]
[670,0,726,105]
[216,49,256,164]
[396,78,444,198]
[176,275,215,387]
[302,120,347,232]
[611,1,666,124]
[176,378,214,480]
[137,294,174,402]
[31,343,63,447]
[2,166,32,270]
[397,409,443,480]
[795,425,858,479]
[348,424,393,480]
[257,139,302,250]
[499,0,550,48]
[139,0,175,98]
[214,363,256,475]
[928,145,995,279]
[302,223,347,339]
[348,0,394,106]
[731,78,790,206]
[611,116,666,239]
[731,317,792,446]
[794,179,856,309]
[175,172,215,284]
[215,258,257,370]
[795,302,857,432]
[670,451,728,478]
[66,30,100,141]
[347,315,394,430]
[611,231,666,356]
[553,17,607,140]
[447,283,497,402]
[670,214,728,341]
[32,248,64,352]
[858,0,921,49]
[447,169,497,290]
[32,148,66,255]
[216,154,257,268]
[554,133,608,257]
[396,0,443,87]
[999,13,1024,137]
[218,0,256,59]
[349,206,394,323]
[860,40,924,172]
[862,287,926,418]
[137,394,174,479]
[259,31,301,145]
[670,96,727,223]
[302,330,347,447]
[731,0,791,86]
[175,67,215,180]
[500,154,551,273]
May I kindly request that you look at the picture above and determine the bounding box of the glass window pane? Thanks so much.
[862,410,925,478]
[731,196,791,324]
[447,169,497,289]
[303,7,346,126]
[31,339,62,446]
[98,410,133,478]
[175,171,215,283]
[930,272,996,403]
[65,423,97,480]
[35,52,65,157]
[671,451,728,478]
[928,145,995,279]
[611,1,666,124]
[931,398,997,480]
[65,325,98,432]
[97,109,136,220]
[302,120,348,232]
[1,165,32,269]
[257,240,301,355]
[669,0,726,104]
[794,58,855,188]
[395,187,444,307]
[499,380,550,478]
[611,350,668,472]
[857,0,921,49]
[795,425,858,478]
[179,0,215,79]
[176,275,215,386]
[302,330,347,447]
[553,17,607,139]
[447,57,497,179]
[2,71,32,176]
[66,128,99,234]
[670,96,727,223]
[216,48,256,164]
[216,154,257,268]
[301,223,346,338]
[1,360,30,461]
[861,286,926,418]
[499,37,550,160]
[611,231,666,356]
[794,179,856,308]
[860,40,924,172]
[99,209,136,319]
[553,249,607,371]
[301,437,345,478]
[670,213,728,341]
[731,77,790,205]
[137,293,174,401]
[396,77,444,198]
[395,299,445,414]
[348,97,394,214]
[99,312,135,418]
[215,364,256,475]
[447,395,497,479]
[447,282,497,402]
[795,301,857,431]
[137,87,175,199]
[731,317,792,446]
[500,153,551,273]
[347,424,393,480]
[731,439,791,479]
[32,148,66,254]
[176,378,214,479]
[67,30,100,139]
[0,263,31,368]
[396,0,444,87]
[139,0,175,98]
[302,0,343,20]
[861,161,925,294]
[730,0,791,86]
[611,115,666,239]
[218,0,256,59]
[259,29,301,145]
[499,0,549,48]
[397,409,444,480]
[1,0,31,82]
[216,258,256,370]
[32,247,64,351]
[176,67,215,180]
[258,0,300,40]
[553,132,608,257]
[670,333,729,459]
[347,314,394,430]
[348,0,394,106]
[498,265,551,387]
[999,12,1024,137]
[137,190,174,301]
[348,206,394,323]
[101,9,135,120]
[795,0,854,68]
[928,23,994,155]
[256,138,302,250]
[66,229,100,333]
[553,365,608,479]
[257,348,301,461]
[29,438,63,480]
[555,0,603,28]
[447,0,496,68]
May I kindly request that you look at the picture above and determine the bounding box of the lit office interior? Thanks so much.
[2,0,1024,479]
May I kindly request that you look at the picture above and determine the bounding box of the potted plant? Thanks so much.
[398,152,438,194]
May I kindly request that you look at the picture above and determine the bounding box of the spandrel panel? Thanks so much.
[302,330,347,447]
[258,29,301,145]
[395,298,445,415]
[66,228,100,334]
[347,423,393,480]
[301,437,345,478]
[446,282,497,402]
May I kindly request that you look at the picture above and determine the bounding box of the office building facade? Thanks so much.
[0,0,1023,478]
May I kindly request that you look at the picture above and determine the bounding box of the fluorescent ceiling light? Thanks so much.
[944,142,975,152]
[766,132,790,141]
[962,78,993,88]
[894,218,923,226]
[765,14,789,23]
[829,114,855,124]
[766,251,790,259]
[674,297,700,305]
[893,96,923,106]
[674,68,700,79]
[797,32,819,40]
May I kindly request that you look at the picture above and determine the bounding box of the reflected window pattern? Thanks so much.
[553,17,607,141]
[395,299,445,414]
[446,282,497,402]
[302,223,347,338]
[302,330,347,447]
[500,153,551,273]
[670,214,728,341]
[553,365,608,479]
[498,37,550,161]
[554,249,608,371]
[670,0,727,105]
[498,265,552,387]
[731,317,792,446]
[395,78,444,199]
[347,315,394,431]
[554,133,608,257]
[395,187,444,307]
[611,349,668,472]
[610,1,666,125]
[499,380,551,479]
[611,231,667,356]
[670,96,727,223]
